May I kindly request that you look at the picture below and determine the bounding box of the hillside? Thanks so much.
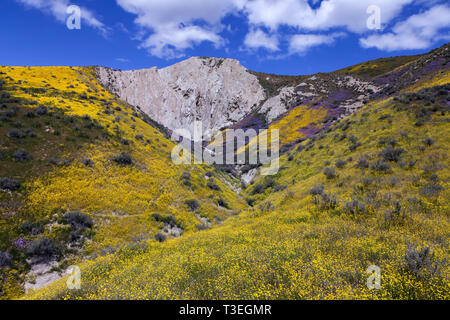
[0,44,449,300]
[22,48,450,299]
[0,66,246,298]
[26,80,450,300]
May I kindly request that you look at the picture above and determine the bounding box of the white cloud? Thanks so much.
[244,0,414,33]
[116,0,245,58]
[116,0,423,58]
[360,4,450,51]
[16,0,108,35]
[140,25,224,59]
[244,28,279,51]
[289,33,344,55]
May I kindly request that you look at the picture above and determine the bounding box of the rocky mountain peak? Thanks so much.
[96,57,266,139]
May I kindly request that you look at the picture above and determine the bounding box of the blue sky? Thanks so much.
[1,0,449,75]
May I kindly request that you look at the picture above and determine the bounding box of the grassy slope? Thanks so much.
[0,66,246,298]
[25,68,449,299]
[334,55,420,78]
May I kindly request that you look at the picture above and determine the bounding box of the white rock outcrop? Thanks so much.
[96,57,266,139]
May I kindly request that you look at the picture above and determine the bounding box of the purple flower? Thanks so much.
[13,237,28,250]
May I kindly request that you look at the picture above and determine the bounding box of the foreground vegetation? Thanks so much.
[1,46,449,299]
[25,75,450,299]
[0,66,245,298]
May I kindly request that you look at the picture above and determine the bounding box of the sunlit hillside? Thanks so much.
[22,65,450,300]
[0,66,246,298]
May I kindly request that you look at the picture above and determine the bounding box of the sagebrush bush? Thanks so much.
[151,214,178,227]
[323,167,337,179]
[404,246,438,279]
[0,177,21,191]
[13,148,32,162]
[378,137,397,146]
[61,211,93,230]
[27,238,61,262]
[181,172,191,180]
[24,111,36,118]
[185,199,200,212]
[205,171,215,178]
[35,106,48,115]
[81,158,94,166]
[154,233,166,242]
[7,128,26,139]
[217,198,229,208]
[309,185,324,196]
[20,222,43,235]
[355,157,370,169]
[419,183,443,197]
[320,193,338,210]
[371,159,391,172]
[120,139,130,145]
[0,251,12,267]
[423,137,435,146]
[380,146,404,162]
[207,181,221,191]
[24,128,36,137]
[344,199,366,215]
[335,159,347,169]
[112,153,133,165]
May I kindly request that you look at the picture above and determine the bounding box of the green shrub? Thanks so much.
[423,137,435,146]
[217,198,229,208]
[7,128,26,139]
[27,238,61,262]
[355,157,370,169]
[335,159,347,169]
[185,199,200,212]
[61,211,93,230]
[404,246,439,279]
[380,146,404,162]
[371,159,391,172]
[323,167,337,180]
[35,106,48,115]
[344,199,366,215]
[81,158,94,166]
[154,233,166,242]
[420,183,443,197]
[0,251,12,267]
[13,148,32,162]
[181,172,191,180]
[0,177,21,191]
[207,181,221,191]
[309,185,324,196]
[112,153,133,166]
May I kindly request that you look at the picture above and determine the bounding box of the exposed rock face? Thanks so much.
[96,43,449,143]
[96,58,266,139]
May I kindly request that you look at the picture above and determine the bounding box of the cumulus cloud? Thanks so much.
[244,0,414,33]
[244,28,279,51]
[116,0,245,58]
[116,0,424,58]
[360,4,450,51]
[140,25,224,59]
[16,0,108,35]
[289,33,344,55]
